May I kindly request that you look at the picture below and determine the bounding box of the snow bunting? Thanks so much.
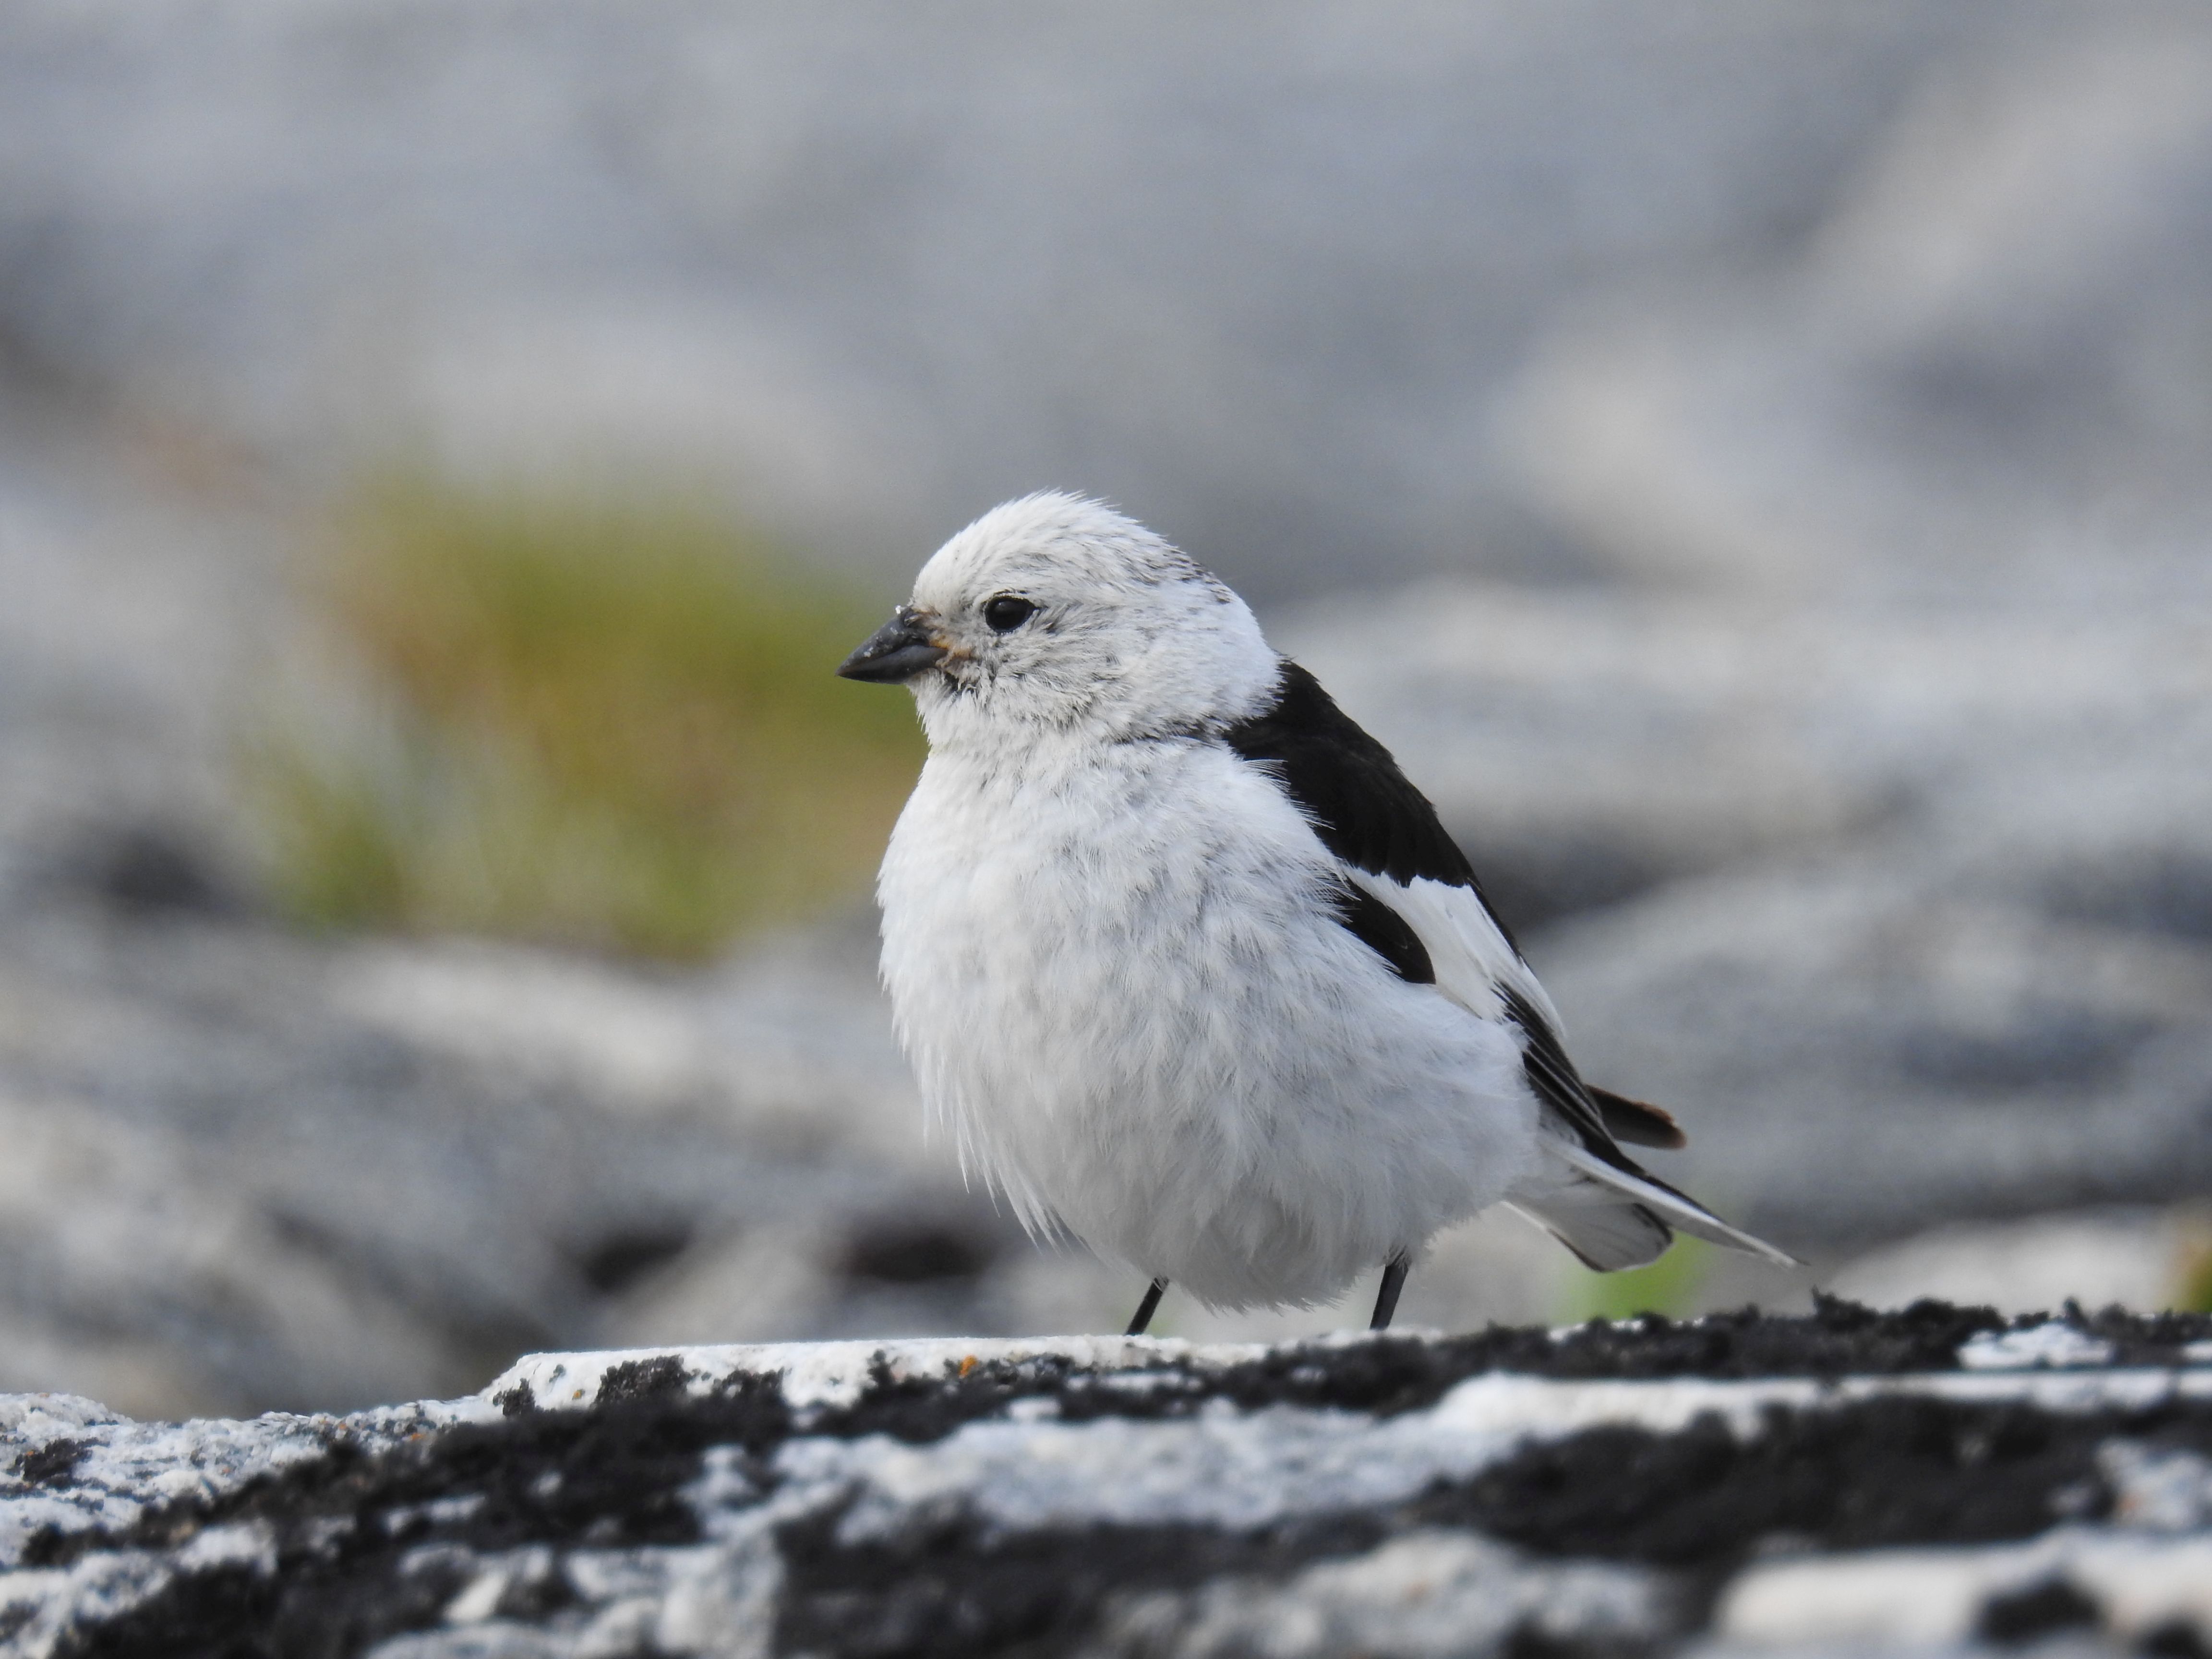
[838,493,1794,1333]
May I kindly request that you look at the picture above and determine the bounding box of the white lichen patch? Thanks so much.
[1717,1529,2212,1648]
[0,1394,500,1658]
[780,1401,1510,1539]
[1959,1322,2119,1371]
[745,1358,2212,1543]
[1086,1532,1663,1659]
[481,1333,1281,1413]
[3,1317,2209,1659]
[2100,1440,2212,1532]
[0,1394,499,1570]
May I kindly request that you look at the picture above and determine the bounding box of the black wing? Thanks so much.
[1222,660,1521,952]
[1501,984,1707,1222]
[1326,878,1435,984]
[1497,984,1654,1175]
[1590,1088,1687,1150]
[1226,661,1681,1166]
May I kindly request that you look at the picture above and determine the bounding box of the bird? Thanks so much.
[837,492,1795,1335]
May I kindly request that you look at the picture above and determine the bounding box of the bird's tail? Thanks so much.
[1508,1143,1801,1273]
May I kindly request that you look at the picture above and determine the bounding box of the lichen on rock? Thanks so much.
[3,1301,2209,1658]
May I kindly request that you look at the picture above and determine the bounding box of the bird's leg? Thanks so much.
[1125,1278,1168,1336]
[1369,1252,1410,1331]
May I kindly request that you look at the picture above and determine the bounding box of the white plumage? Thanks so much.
[839,492,1793,1325]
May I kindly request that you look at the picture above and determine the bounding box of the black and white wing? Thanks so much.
[1222,661,1795,1271]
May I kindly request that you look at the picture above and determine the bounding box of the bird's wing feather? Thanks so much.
[1590,1088,1687,1150]
[1219,661,1609,1143]
[1495,980,1637,1170]
[1379,875,1797,1263]
[1355,874,1651,1191]
[1221,659,1544,1006]
[1222,657,1798,1267]
[1325,877,1436,985]
[1502,1198,1673,1272]
[1222,661,1513,916]
[1547,1145,1803,1265]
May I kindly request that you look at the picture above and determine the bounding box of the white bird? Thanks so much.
[838,492,1795,1334]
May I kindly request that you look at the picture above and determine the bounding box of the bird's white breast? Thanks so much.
[877,733,1539,1309]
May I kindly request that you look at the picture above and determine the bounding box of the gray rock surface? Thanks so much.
[1,0,2191,598]
[1831,1208,2212,1317]
[3,1308,2209,1658]
[0,902,977,1418]
[1501,19,2212,596]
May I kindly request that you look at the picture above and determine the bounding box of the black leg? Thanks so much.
[1125,1278,1168,1336]
[1370,1252,1410,1331]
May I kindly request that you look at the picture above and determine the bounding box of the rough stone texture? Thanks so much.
[2,1305,2209,1659]
[1498,19,2212,597]
[1831,1209,2212,1318]
[1,0,2202,599]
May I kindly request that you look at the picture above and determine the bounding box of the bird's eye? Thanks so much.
[982,595,1038,633]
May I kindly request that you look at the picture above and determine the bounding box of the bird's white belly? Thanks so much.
[878,739,1538,1309]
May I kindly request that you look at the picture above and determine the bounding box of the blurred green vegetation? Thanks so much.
[257,477,922,960]
[1561,1236,1712,1322]
[2183,1230,2212,1313]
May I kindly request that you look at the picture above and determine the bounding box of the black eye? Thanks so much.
[982,595,1037,633]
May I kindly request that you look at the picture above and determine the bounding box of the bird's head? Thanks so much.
[837,493,1276,747]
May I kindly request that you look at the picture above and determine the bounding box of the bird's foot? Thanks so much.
[1125,1278,1168,1336]
[1370,1252,1409,1330]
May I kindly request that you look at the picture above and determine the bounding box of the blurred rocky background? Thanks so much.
[0,0,2208,1419]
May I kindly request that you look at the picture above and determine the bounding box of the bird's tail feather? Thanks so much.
[1519,1144,1803,1270]
[1503,1196,1673,1272]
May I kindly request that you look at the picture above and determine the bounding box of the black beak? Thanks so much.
[837,607,948,684]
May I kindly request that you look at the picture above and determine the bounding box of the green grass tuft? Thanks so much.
[256,477,923,960]
[1560,1236,1713,1323]
[2182,1228,2212,1313]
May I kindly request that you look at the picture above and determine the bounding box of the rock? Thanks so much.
[1091,1533,1662,1659]
[0,0,2152,597]
[0,897,1028,1419]
[1499,21,2212,595]
[1536,861,2212,1249]
[1715,1527,2212,1653]
[3,1304,2208,1658]
[1829,1206,2212,1316]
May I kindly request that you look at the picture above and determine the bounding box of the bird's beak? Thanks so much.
[836,607,948,684]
